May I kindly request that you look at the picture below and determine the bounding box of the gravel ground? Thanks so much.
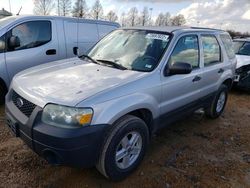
[0,90,250,188]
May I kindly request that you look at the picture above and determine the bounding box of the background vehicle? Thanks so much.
[233,38,250,90]
[6,27,236,181]
[0,15,120,103]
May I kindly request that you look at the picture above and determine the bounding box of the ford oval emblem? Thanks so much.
[16,98,24,108]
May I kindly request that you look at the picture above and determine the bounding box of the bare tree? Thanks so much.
[72,0,88,18]
[164,12,171,26]
[140,7,149,26]
[171,14,186,26]
[120,12,126,26]
[33,0,54,15]
[59,0,71,16]
[155,13,165,26]
[106,10,118,22]
[155,12,172,26]
[91,0,103,20]
[127,7,139,26]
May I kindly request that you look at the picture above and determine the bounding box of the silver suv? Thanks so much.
[5,27,236,181]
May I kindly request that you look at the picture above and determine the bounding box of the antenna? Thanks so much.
[16,6,22,15]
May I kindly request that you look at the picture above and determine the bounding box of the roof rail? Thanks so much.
[190,27,223,31]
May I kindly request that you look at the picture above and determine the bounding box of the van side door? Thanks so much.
[5,19,59,80]
[97,24,118,40]
[160,34,203,124]
[64,21,99,57]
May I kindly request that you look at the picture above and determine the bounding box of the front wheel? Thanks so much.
[96,115,149,181]
[205,84,228,119]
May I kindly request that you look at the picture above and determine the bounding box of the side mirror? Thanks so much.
[0,40,5,50]
[166,62,192,76]
[8,36,20,49]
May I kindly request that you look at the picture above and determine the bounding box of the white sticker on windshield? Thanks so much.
[145,64,152,69]
[146,33,169,41]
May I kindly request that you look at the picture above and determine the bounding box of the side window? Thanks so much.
[168,35,199,69]
[8,21,51,51]
[0,35,5,53]
[220,34,235,59]
[201,35,221,66]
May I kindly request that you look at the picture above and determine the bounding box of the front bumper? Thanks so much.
[5,94,109,168]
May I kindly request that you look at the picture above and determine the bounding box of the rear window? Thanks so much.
[220,34,235,59]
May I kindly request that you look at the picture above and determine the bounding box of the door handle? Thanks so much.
[192,76,202,82]
[218,68,224,74]
[46,49,56,55]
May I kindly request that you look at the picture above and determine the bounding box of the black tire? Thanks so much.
[0,84,7,105]
[205,84,228,119]
[96,115,149,181]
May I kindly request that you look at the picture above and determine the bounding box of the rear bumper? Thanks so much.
[5,96,109,168]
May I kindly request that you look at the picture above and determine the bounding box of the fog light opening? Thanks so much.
[43,149,62,166]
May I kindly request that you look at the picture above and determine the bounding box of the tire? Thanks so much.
[205,84,228,119]
[96,115,149,181]
[0,84,7,105]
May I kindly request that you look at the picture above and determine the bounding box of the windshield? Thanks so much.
[233,41,250,56]
[0,16,16,29]
[88,29,171,72]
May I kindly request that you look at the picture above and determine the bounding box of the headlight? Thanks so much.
[42,104,93,129]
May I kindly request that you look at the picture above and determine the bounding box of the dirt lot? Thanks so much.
[0,90,250,188]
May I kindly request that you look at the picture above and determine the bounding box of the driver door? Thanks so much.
[5,20,59,80]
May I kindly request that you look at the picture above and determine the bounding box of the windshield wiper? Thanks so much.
[79,54,99,65]
[96,59,128,70]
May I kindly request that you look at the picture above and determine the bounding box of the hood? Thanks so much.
[236,55,250,69]
[12,58,145,107]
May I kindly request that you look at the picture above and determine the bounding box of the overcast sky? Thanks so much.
[1,0,250,32]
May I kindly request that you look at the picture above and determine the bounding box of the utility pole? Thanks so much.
[58,0,60,16]
[149,8,153,25]
[9,0,12,13]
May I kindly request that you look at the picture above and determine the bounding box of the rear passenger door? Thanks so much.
[160,34,203,116]
[5,20,59,79]
[200,35,225,96]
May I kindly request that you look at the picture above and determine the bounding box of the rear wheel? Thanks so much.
[96,115,149,181]
[205,84,228,119]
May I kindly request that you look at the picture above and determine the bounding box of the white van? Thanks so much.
[0,15,120,103]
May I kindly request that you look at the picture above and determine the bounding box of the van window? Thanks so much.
[98,24,117,39]
[8,21,51,51]
[168,35,199,69]
[220,34,235,59]
[201,35,221,66]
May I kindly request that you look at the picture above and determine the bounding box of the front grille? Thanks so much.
[12,91,36,117]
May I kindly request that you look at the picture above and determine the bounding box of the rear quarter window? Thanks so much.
[220,34,235,59]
